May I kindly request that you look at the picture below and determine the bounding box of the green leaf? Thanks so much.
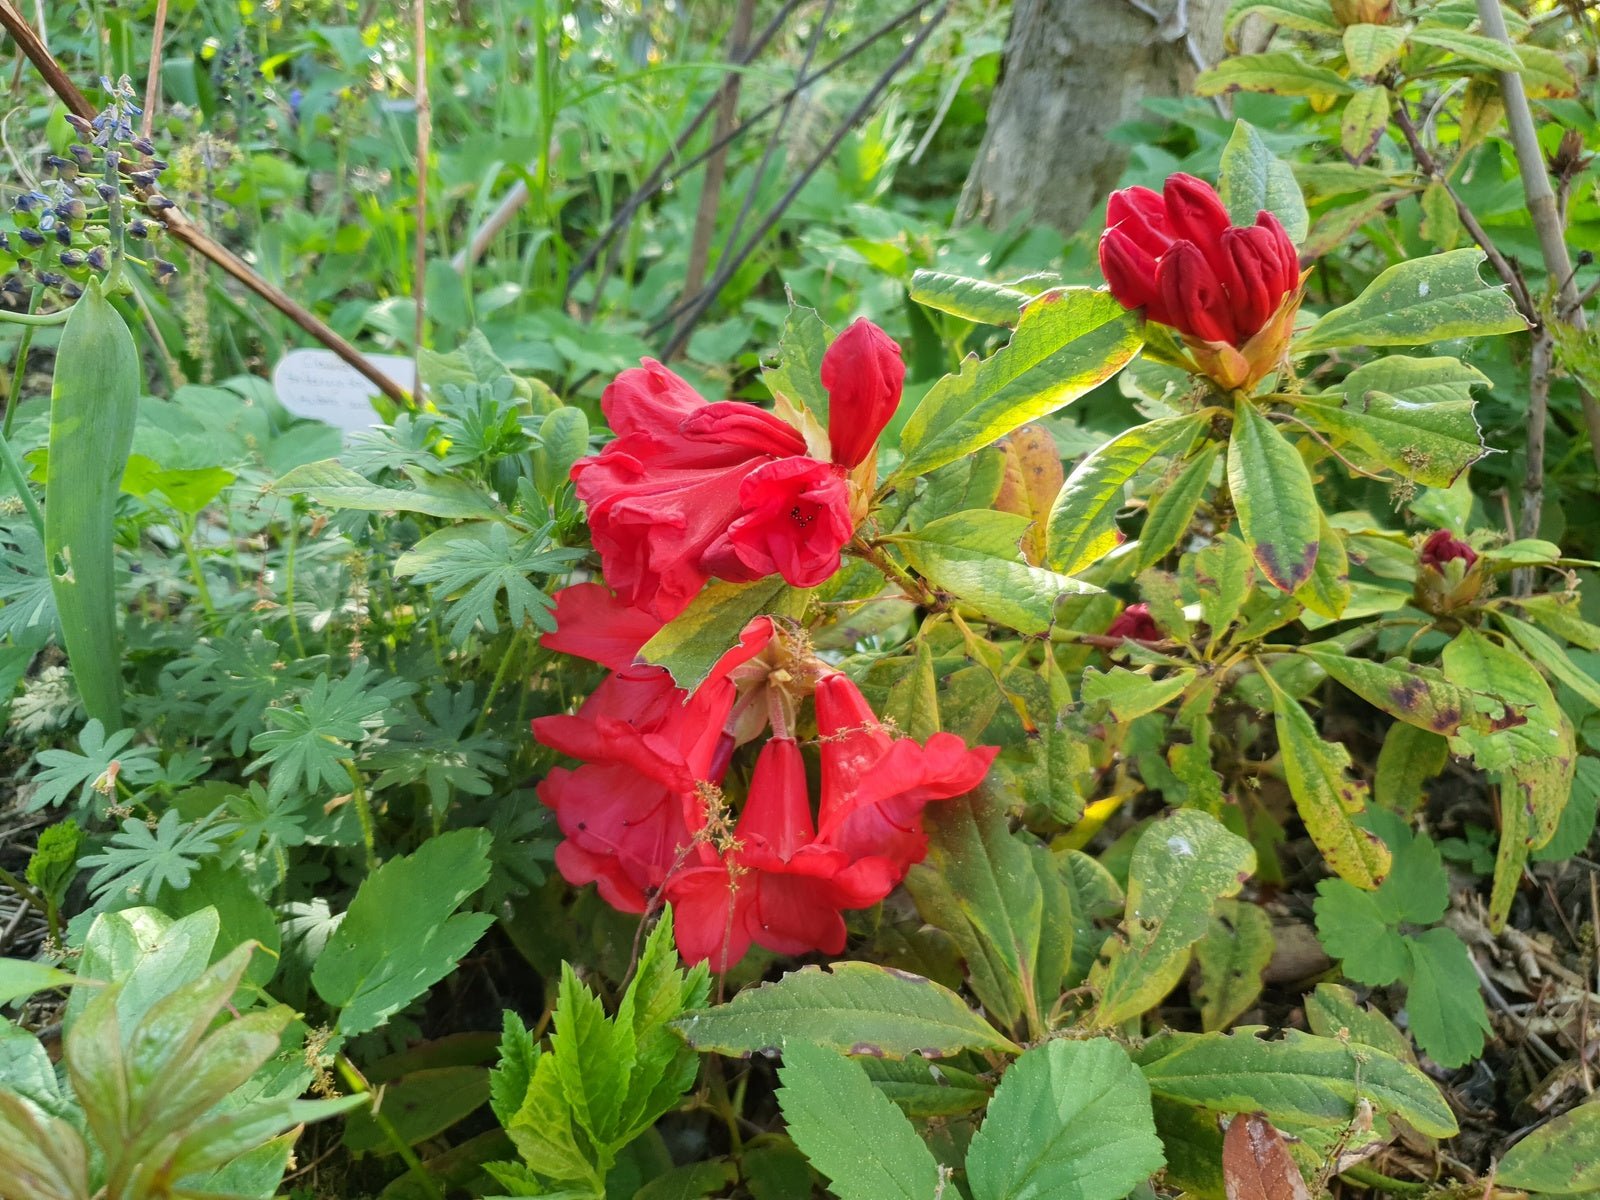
[1342,24,1406,75]
[534,407,590,502]
[1409,25,1524,71]
[777,1041,942,1200]
[1193,535,1254,638]
[490,1012,538,1128]
[639,577,810,691]
[905,788,1073,1036]
[246,662,412,801]
[1295,514,1349,620]
[46,278,141,730]
[1089,810,1256,1027]
[26,719,159,812]
[1046,414,1204,574]
[1313,882,1408,985]
[341,1065,491,1154]
[895,289,1142,482]
[1497,1100,1600,1194]
[1225,0,1339,33]
[1499,613,1600,710]
[311,828,496,1038]
[274,458,502,519]
[909,270,1054,327]
[1229,401,1320,592]
[1195,52,1354,98]
[1262,672,1391,889]
[891,510,1097,634]
[68,906,219,1034]
[1218,121,1309,246]
[1192,899,1275,1032]
[763,304,834,423]
[671,961,1019,1059]
[79,808,233,906]
[1296,249,1527,351]
[1339,85,1391,162]
[1137,443,1221,570]
[1299,648,1491,736]
[1304,983,1413,1062]
[966,1039,1165,1200]
[1137,1028,1458,1138]
[394,522,581,645]
[1404,927,1491,1069]
[0,959,83,1004]
[634,1161,739,1200]
[552,962,635,1147]
[120,454,236,517]
[857,1057,990,1118]
[1081,666,1194,722]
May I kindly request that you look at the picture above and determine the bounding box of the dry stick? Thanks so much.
[139,0,167,140]
[561,0,935,303]
[655,2,951,360]
[412,0,430,365]
[680,0,756,308]
[1475,0,1600,479]
[0,0,412,408]
[1515,326,1554,593]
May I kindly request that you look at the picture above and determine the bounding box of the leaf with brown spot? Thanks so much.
[995,424,1065,566]
[1222,1112,1311,1200]
[1297,648,1498,736]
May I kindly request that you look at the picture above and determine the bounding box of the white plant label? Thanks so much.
[271,349,416,434]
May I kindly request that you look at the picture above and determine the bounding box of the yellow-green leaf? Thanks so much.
[1340,86,1391,162]
[639,578,809,690]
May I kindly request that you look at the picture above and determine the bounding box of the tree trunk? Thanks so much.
[958,0,1227,236]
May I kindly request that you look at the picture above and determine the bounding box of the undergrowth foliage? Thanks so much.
[1,2,1600,1199]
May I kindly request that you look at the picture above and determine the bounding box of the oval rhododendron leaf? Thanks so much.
[966,1039,1164,1200]
[671,962,1019,1059]
[639,577,809,691]
[1296,249,1528,351]
[1222,1112,1311,1200]
[1229,401,1320,592]
[1218,121,1309,246]
[1195,52,1355,99]
[908,269,1052,328]
[895,289,1142,483]
[1497,1100,1600,1194]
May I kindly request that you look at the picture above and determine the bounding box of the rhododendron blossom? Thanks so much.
[1099,173,1304,391]
[1419,529,1478,570]
[1105,602,1162,645]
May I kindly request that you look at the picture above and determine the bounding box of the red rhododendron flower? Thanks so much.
[1099,174,1301,349]
[700,456,855,587]
[532,611,772,911]
[573,359,853,620]
[1105,602,1162,645]
[541,582,662,672]
[665,737,900,969]
[821,318,906,469]
[1419,529,1478,570]
[813,672,998,871]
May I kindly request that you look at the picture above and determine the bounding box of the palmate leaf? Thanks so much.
[27,719,161,813]
[78,808,236,906]
[0,521,57,642]
[366,684,507,811]
[164,632,329,757]
[311,828,496,1038]
[395,521,583,646]
[245,662,412,801]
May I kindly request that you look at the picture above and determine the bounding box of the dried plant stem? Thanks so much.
[140,0,167,139]
[0,0,412,408]
[680,0,756,308]
[1474,0,1600,478]
[1515,326,1553,594]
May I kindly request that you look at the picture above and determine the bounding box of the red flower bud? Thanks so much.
[1106,602,1162,644]
[1419,529,1478,570]
[1098,174,1304,383]
[821,318,905,469]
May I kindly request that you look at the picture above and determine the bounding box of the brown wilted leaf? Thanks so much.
[1223,1112,1311,1200]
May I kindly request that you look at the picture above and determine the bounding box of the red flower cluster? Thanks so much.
[1419,529,1478,570]
[1099,174,1304,391]
[570,319,904,621]
[533,585,997,969]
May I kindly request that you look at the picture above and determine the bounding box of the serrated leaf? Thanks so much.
[639,577,809,690]
[1196,52,1354,98]
[1047,414,1204,574]
[891,509,1097,635]
[274,458,501,518]
[1193,900,1274,1032]
[1090,810,1256,1027]
[1219,121,1309,246]
[1262,672,1390,889]
[1404,927,1490,1068]
[311,829,496,1038]
[1296,249,1527,351]
[777,1041,941,1200]
[967,1039,1164,1200]
[1498,1100,1600,1194]
[671,962,1019,1059]
[895,289,1142,482]
[1229,401,1319,592]
[1137,1028,1457,1138]
[490,1012,538,1127]
[552,962,635,1146]
[395,522,581,645]
[1313,881,1408,985]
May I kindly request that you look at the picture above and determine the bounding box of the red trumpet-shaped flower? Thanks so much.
[821,318,906,470]
[665,738,901,970]
[814,672,998,872]
[1100,174,1303,390]
[571,360,853,621]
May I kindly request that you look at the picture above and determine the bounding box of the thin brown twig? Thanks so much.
[0,0,412,408]
[140,0,167,140]
[1515,326,1553,594]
